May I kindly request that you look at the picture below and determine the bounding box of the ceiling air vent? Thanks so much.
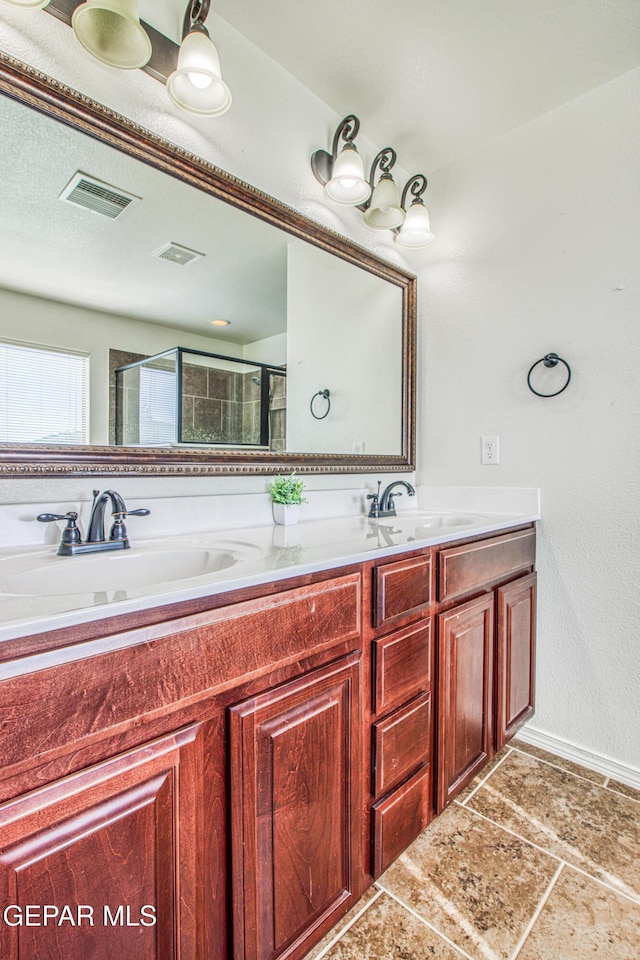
[59,172,141,220]
[153,242,205,267]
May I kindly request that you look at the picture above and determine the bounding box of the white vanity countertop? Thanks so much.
[0,507,539,647]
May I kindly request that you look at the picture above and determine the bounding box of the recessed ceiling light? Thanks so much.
[210,319,231,327]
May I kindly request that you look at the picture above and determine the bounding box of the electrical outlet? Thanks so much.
[352,440,365,454]
[481,435,499,464]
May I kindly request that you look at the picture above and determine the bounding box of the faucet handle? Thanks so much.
[366,492,380,518]
[37,511,82,545]
[108,507,150,544]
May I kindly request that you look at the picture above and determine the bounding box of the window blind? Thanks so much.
[0,341,89,444]
[138,365,177,445]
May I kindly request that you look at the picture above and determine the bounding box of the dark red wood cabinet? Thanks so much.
[228,654,362,960]
[496,571,537,750]
[435,529,537,810]
[437,593,494,810]
[0,524,536,959]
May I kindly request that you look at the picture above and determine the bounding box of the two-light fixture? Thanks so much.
[2,0,231,116]
[311,115,435,248]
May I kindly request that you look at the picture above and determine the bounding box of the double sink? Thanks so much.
[0,512,484,600]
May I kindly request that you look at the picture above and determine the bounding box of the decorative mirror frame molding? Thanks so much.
[0,53,416,478]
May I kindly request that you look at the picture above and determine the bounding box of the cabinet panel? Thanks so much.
[373,693,431,797]
[373,620,432,716]
[0,724,205,960]
[229,655,361,960]
[496,572,537,749]
[438,528,535,603]
[373,553,432,629]
[437,594,494,811]
[0,573,361,781]
[371,766,430,878]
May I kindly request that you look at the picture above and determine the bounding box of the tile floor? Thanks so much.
[306,739,640,960]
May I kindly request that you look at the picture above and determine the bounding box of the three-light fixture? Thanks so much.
[311,115,435,248]
[2,0,232,117]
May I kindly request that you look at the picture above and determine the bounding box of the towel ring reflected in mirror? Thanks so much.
[310,389,331,420]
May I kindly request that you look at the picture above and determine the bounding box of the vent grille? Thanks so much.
[153,242,205,267]
[59,172,141,219]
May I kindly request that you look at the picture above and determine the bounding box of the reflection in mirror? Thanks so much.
[115,348,286,449]
[0,57,415,475]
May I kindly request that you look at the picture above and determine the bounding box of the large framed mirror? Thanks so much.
[0,53,416,477]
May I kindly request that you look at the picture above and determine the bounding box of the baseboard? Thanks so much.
[517,725,640,791]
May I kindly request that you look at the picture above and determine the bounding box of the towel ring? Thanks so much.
[310,388,331,419]
[527,353,571,397]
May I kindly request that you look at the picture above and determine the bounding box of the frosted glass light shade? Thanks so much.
[363,175,405,229]
[167,30,232,116]
[1,0,50,8]
[395,200,435,247]
[72,0,151,69]
[324,145,371,205]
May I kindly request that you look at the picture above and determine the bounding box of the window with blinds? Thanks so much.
[0,340,89,444]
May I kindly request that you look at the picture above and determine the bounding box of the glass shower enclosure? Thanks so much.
[115,347,286,449]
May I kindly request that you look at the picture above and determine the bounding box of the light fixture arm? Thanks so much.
[329,114,361,162]
[368,147,397,187]
[400,174,428,209]
[182,0,211,37]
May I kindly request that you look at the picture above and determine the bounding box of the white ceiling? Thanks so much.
[0,94,289,343]
[208,0,640,174]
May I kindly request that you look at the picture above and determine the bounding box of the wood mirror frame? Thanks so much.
[0,53,416,478]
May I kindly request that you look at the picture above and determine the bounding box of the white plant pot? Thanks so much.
[272,503,300,526]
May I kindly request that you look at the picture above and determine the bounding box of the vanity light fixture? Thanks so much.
[166,0,231,116]
[71,0,152,70]
[395,175,435,247]
[26,0,232,118]
[311,114,435,247]
[310,115,371,206]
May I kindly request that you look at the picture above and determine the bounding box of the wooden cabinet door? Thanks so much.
[229,654,362,960]
[496,572,537,750]
[437,594,494,811]
[0,723,206,960]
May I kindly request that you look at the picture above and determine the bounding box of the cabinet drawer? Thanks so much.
[371,766,430,877]
[438,528,535,602]
[373,620,432,716]
[373,553,432,629]
[373,693,431,797]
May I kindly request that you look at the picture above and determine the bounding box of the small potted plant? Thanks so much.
[269,472,307,526]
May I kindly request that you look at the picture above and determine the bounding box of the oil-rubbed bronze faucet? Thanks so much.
[37,489,150,556]
[368,480,416,518]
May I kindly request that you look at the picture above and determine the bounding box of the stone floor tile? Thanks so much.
[456,745,512,804]
[466,750,640,900]
[510,739,605,784]
[377,803,557,960]
[517,867,640,960]
[303,888,380,960]
[319,892,468,960]
[606,779,640,802]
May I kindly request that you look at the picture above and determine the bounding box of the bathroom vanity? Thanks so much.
[0,56,537,960]
[0,516,536,960]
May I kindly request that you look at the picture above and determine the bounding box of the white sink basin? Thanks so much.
[0,541,260,597]
[375,512,485,528]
